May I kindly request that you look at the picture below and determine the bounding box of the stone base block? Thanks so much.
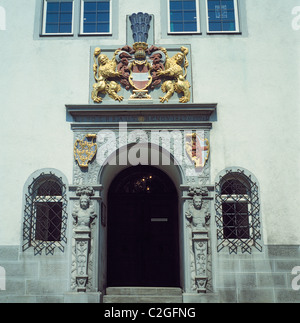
[64,292,102,303]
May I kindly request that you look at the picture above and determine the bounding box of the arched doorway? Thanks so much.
[107,165,180,287]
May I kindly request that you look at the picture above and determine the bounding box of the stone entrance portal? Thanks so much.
[107,165,180,288]
[67,103,216,302]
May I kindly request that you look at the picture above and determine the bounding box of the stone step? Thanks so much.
[103,287,183,303]
[103,295,182,303]
[106,287,182,296]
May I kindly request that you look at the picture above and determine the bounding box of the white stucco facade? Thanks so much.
[0,0,300,303]
[0,0,299,245]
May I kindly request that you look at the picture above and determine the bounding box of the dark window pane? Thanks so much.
[47,2,59,12]
[207,0,219,10]
[170,11,183,21]
[60,13,72,23]
[170,22,184,32]
[97,12,109,22]
[221,179,248,195]
[84,1,97,11]
[85,12,97,22]
[224,9,235,20]
[35,202,62,241]
[170,1,183,10]
[222,202,250,239]
[46,12,59,23]
[184,22,197,31]
[60,2,73,12]
[97,22,109,33]
[46,23,59,33]
[37,180,62,196]
[222,0,234,10]
[208,9,218,20]
[84,22,97,32]
[184,11,197,21]
[183,0,196,10]
[97,1,110,11]
[223,21,236,31]
[59,23,72,33]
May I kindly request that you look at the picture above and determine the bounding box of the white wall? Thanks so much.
[0,0,299,244]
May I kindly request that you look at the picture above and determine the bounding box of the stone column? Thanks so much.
[186,186,211,293]
[72,187,97,293]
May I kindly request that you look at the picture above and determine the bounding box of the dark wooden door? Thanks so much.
[107,166,180,287]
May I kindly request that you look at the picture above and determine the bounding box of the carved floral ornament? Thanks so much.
[91,12,191,103]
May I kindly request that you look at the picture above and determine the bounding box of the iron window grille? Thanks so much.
[23,172,68,255]
[215,169,262,254]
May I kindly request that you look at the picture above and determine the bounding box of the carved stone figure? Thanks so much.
[185,186,210,230]
[72,187,97,230]
[71,186,97,292]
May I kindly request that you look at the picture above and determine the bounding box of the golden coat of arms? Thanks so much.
[74,134,97,168]
[91,13,191,104]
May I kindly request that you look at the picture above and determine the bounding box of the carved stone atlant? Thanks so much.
[71,187,97,292]
[186,186,212,293]
[185,186,210,230]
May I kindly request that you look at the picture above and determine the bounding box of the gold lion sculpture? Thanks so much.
[91,48,124,103]
[157,46,191,103]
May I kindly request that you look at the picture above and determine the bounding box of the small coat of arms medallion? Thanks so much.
[74,134,97,168]
[186,133,210,168]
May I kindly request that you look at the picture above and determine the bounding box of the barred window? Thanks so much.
[23,172,68,255]
[215,169,262,254]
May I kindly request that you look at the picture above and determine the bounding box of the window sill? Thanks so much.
[78,32,112,37]
[40,33,74,37]
[167,31,202,36]
[207,31,242,35]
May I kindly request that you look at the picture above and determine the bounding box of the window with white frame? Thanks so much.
[81,0,111,34]
[42,0,74,34]
[206,0,239,32]
[168,0,200,33]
